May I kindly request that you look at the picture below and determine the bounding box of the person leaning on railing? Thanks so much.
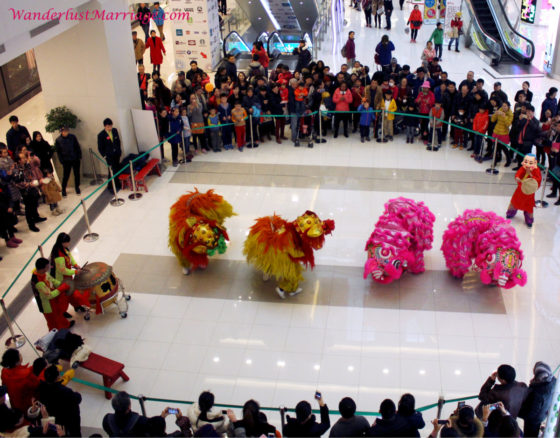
[283,393,330,437]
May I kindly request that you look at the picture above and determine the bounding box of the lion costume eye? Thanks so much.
[486,253,496,264]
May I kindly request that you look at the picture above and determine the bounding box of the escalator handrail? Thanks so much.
[485,0,535,62]
[223,30,250,58]
[462,0,503,61]
[268,31,291,57]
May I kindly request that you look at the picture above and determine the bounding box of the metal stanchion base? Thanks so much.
[83,232,99,242]
[5,334,25,349]
[486,168,499,175]
[89,178,104,186]
[110,198,125,207]
[535,200,549,208]
[128,193,143,201]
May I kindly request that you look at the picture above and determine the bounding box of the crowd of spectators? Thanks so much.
[1,346,557,438]
[134,19,560,203]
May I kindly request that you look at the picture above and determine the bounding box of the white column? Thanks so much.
[33,0,142,175]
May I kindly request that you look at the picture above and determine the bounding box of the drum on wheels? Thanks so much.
[73,262,131,318]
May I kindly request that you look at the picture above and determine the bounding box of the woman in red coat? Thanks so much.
[1,349,40,412]
[251,41,270,77]
[145,30,166,74]
[506,154,542,228]
[407,5,423,43]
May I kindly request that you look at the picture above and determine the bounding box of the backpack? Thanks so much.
[341,44,348,58]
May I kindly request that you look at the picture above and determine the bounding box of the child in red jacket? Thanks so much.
[472,107,489,158]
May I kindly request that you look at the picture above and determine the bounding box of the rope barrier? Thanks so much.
[2,110,558,301]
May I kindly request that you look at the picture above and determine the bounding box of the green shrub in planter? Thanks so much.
[45,106,80,133]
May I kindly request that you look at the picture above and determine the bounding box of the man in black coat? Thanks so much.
[369,399,416,437]
[477,364,529,419]
[55,127,82,196]
[6,115,30,155]
[38,365,82,437]
[383,0,394,29]
[293,41,312,73]
[186,61,205,83]
[137,3,151,41]
[103,391,149,437]
[97,118,122,191]
[513,104,541,169]
[225,53,238,82]
[490,82,509,106]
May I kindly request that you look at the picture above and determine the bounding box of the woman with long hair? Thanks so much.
[228,399,277,437]
[186,391,231,435]
[49,232,91,317]
[29,131,53,174]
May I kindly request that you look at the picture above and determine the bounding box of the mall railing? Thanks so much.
[72,363,560,437]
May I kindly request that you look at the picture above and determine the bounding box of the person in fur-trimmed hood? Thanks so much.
[186,391,231,435]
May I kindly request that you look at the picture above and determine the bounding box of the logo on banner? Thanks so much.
[176,29,183,36]
[188,40,196,45]
[199,39,206,44]
[176,40,186,45]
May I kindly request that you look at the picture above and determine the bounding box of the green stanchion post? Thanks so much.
[536,166,550,208]
[486,137,499,175]
[88,148,104,186]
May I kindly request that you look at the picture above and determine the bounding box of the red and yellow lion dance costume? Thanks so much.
[169,189,235,275]
[243,211,335,299]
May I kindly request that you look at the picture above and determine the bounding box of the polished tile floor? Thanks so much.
[2,3,560,433]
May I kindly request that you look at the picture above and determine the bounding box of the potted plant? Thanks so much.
[45,106,81,181]
[45,106,80,133]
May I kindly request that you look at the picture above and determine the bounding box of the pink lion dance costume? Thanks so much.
[441,209,527,289]
[364,197,435,284]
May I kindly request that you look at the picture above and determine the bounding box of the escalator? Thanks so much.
[464,0,535,65]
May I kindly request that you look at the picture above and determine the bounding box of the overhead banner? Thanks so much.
[423,0,438,24]
[169,0,221,73]
[443,0,462,42]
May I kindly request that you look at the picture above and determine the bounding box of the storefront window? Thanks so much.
[1,50,41,104]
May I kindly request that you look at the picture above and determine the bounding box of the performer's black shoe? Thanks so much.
[546,192,557,198]
[63,312,72,319]
[512,166,521,171]
[555,199,560,206]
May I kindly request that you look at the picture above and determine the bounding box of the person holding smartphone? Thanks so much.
[283,392,330,437]
[186,391,231,435]
[147,407,191,437]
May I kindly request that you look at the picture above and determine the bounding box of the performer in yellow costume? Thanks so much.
[244,211,335,299]
[169,188,236,275]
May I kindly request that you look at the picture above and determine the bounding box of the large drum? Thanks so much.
[73,262,130,318]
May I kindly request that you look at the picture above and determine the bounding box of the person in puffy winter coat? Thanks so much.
[519,362,557,438]
[186,391,231,436]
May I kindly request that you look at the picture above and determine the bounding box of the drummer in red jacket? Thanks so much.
[506,153,542,228]
[31,258,75,330]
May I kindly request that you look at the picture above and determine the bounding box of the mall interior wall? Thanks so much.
[33,0,142,175]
